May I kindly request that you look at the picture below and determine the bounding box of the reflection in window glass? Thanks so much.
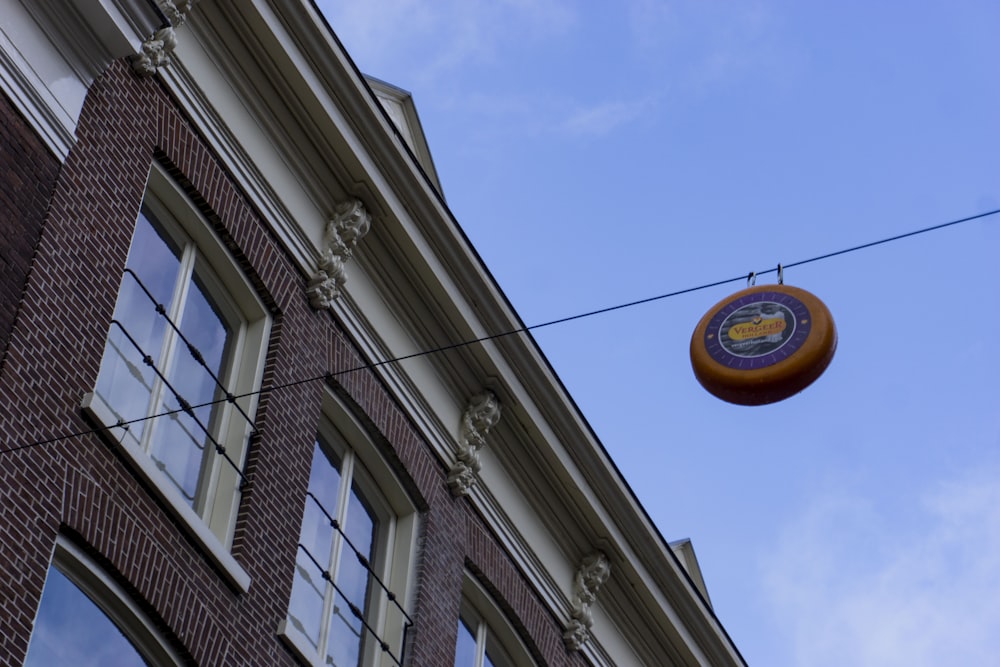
[454,617,478,667]
[96,212,179,446]
[288,439,378,666]
[95,208,235,509]
[25,567,148,667]
[455,604,518,667]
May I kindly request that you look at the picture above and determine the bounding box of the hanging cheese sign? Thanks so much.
[690,280,837,405]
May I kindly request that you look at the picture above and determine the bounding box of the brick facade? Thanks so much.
[0,60,578,666]
[0,90,59,371]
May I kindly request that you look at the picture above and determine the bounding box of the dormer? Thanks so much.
[366,76,444,198]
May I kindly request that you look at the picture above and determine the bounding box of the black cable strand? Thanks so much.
[2,207,997,456]
[752,208,1000,278]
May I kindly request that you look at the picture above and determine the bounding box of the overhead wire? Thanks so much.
[2,206,997,457]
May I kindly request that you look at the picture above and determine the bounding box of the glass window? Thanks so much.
[25,540,182,666]
[454,608,513,667]
[96,207,236,508]
[83,165,269,552]
[280,406,417,667]
[455,578,536,667]
[25,567,148,666]
[289,439,379,666]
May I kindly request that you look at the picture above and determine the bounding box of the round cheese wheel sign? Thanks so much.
[690,284,837,405]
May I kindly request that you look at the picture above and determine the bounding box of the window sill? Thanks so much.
[277,619,321,666]
[81,392,252,594]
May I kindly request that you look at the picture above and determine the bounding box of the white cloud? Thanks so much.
[321,1,650,140]
[763,467,1000,666]
[624,0,677,54]
[561,99,650,137]
[622,0,797,95]
[317,0,576,84]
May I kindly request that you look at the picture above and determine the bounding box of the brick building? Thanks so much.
[0,1,744,665]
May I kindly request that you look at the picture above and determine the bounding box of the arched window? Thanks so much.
[25,538,182,666]
[83,165,270,578]
[280,393,417,667]
[454,575,536,667]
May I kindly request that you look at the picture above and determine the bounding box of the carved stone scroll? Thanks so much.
[447,391,502,496]
[306,199,372,309]
[563,552,611,651]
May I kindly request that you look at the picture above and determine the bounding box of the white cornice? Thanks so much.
[0,24,75,158]
[0,0,162,159]
[152,1,742,663]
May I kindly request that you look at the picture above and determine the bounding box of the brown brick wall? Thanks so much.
[0,90,59,373]
[0,59,578,666]
[464,505,588,667]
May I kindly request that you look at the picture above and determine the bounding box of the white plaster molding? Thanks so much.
[564,552,611,652]
[447,391,502,496]
[306,198,372,309]
[132,0,197,76]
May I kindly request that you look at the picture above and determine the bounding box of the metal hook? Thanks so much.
[777,263,784,285]
[747,271,757,287]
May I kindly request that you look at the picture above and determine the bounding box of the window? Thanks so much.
[280,396,417,667]
[96,202,238,508]
[83,165,269,570]
[25,538,182,666]
[455,607,515,667]
[454,577,535,667]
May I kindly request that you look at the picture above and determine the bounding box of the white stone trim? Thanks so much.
[131,0,198,77]
[132,25,178,76]
[0,0,163,159]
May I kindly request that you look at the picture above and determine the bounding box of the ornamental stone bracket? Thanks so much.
[306,199,373,309]
[132,1,198,77]
[446,391,502,497]
[563,552,611,652]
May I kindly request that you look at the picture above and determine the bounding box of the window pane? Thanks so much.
[288,548,327,651]
[25,567,148,667]
[307,440,343,513]
[324,588,365,667]
[325,482,376,667]
[95,211,180,443]
[337,484,376,610]
[484,627,513,667]
[289,443,341,648]
[179,265,231,382]
[454,617,478,667]
[146,405,207,503]
[148,265,233,504]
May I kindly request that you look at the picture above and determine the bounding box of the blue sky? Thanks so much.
[320,2,1000,665]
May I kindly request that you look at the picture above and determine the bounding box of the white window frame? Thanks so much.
[456,575,535,667]
[29,536,185,665]
[82,164,270,592]
[279,390,418,667]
